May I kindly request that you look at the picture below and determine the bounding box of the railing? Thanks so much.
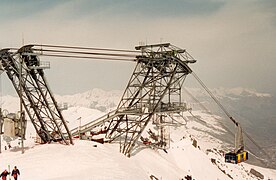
[70,107,146,136]
[28,61,50,69]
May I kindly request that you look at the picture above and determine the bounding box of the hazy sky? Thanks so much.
[0,0,275,95]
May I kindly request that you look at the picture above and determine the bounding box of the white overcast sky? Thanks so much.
[0,0,276,95]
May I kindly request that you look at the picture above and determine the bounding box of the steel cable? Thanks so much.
[39,54,136,62]
[32,48,138,58]
[32,44,140,53]
[190,70,272,162]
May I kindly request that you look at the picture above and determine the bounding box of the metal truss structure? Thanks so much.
[0,46,72,145]
[105,43,196,156]
[0,42,195,156]
[0,42,264,164]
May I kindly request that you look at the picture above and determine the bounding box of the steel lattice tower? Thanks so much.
[0,46,72,145]
[106,43,196,156]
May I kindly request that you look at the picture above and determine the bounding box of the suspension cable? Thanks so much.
[18,44,140,62]
[190,70,272,161]
[184,85,272,166]
[191,72,238,125]
[184,87,235,135]
[183,87,210,112]
[39,54,135,62]
[32,48,138,58]
[32,44,140,53]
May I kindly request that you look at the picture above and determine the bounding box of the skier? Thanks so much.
[0,169,10,180]
[11,166,20,180]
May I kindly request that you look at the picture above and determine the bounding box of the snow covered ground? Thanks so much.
[0,128,276,179]
[0,90,276,179]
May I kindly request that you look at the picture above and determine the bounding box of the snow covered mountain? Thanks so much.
[55,88,121,112]
[0,87,276,179]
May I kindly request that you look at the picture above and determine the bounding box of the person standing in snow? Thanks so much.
[11,166,20,180]
[0,169,10,180]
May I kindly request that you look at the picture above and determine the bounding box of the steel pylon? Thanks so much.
[0,46,72,145]
[106,43,196,156]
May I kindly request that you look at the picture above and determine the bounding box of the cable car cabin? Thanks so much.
[225,151,248,164]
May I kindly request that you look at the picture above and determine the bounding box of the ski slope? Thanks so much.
[0,91,276,179]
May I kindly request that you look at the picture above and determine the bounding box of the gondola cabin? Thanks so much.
[225,151,248,164]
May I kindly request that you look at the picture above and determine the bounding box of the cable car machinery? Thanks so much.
[0,43,196,155]
[0,42,264,162]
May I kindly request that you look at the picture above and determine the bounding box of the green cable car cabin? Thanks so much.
[225,122,249,164]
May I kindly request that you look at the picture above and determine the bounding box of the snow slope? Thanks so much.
[0,129,275,179]
[1,89,276,179]
[0,108,275,180]
[0,139,237,179]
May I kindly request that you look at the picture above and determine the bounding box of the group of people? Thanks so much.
[0,166,20,180]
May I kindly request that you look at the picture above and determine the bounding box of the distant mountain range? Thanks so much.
[55,88,121,112]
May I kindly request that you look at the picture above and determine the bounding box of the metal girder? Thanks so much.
[0,48,72,145]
